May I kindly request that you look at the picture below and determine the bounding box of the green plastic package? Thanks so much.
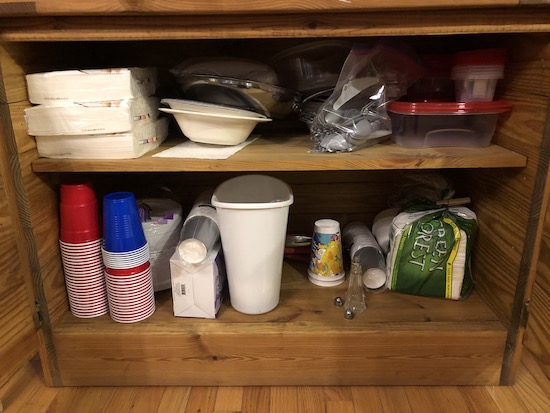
[387,206,478,300]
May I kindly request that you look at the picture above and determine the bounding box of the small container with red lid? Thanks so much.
[387,100,512,148]
[451,48,506,102]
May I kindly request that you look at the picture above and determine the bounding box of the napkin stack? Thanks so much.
[24,68,167,159]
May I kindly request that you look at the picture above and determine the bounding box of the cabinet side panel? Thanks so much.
[523,144,550,381]
[457,34,550,384]
[0,44,63,385]
[0,145,37,389]
[510,38,550,381]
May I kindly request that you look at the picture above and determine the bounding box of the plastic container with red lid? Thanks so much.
[451,48,506,102]
[387,100,512,148]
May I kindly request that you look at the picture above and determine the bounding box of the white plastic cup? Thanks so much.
[211,175,294,315]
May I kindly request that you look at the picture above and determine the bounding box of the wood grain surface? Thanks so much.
[1,9,550,42]
[0,5,548,390]
[0,0,522,17]
[0,104,37,390]
[0,350,548,413]
[44,262,507,386]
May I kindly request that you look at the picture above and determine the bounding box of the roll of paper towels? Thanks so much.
[139,198,183,291]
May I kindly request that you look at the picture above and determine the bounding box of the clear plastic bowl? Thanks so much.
[269,40,352,95]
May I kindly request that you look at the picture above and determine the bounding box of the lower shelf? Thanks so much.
[51,261,507,386]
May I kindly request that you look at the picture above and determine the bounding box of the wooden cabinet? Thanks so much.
[0,3,548,387]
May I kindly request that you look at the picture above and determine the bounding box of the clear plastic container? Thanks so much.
[406,54,454,102]
[387,100,512,148]
[451,48,506,102]
[269,40,352,94]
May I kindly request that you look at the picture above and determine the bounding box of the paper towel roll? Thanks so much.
[372,208,400,254]
[139,198,183,292]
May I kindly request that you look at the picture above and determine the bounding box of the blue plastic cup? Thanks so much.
[103,192,147,253]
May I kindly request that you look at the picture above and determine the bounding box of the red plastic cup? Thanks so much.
[60,201,99,229]
[105,261,151,277]
[59,228,100,244]
[60,180,96,206]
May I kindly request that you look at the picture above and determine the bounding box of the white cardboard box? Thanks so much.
[170,249,226,319]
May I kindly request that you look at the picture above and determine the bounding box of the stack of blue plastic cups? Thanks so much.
[101,192,155,323]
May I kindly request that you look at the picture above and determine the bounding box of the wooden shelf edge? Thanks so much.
[31,135,527,173]
[50,264,507,386]
[53,262,508,334]
[0,0,521,19]
[2,8,550,42]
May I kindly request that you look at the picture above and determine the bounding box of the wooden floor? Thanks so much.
[1,350,549,413]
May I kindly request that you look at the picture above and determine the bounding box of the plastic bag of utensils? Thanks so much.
[309,41,424,153]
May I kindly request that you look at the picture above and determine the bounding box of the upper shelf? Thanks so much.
[0,0,524,17]
[1,8,549,42]
[31,133,527,173]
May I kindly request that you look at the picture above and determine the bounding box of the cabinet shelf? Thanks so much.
[51,261,507,386]
[31,134,527,173]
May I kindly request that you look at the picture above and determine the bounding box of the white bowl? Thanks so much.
[161,98,266,119]
[159,107,272,146]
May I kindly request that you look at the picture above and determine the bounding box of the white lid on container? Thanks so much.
[211,174,294,210]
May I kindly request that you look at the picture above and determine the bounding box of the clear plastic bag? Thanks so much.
[310,41,424,153]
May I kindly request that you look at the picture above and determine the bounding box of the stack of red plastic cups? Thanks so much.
[59,180,109,318]
[101,192,155,323]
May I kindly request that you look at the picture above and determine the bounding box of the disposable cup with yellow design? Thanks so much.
[308,219,345,287]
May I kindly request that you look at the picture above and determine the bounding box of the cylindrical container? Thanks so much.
[139,198,183,291]
[103,192,147,253]
[211,174,294,315]
[343,221,387,293]
[451,48,505,102]
[178,191,220,265]
[372,208,400,254]
[308,219,345,287]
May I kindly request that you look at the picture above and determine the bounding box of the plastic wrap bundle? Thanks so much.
[177,191,220,266]
[138,198,183,291]
[343,221,388,293]
[386,205,478,300]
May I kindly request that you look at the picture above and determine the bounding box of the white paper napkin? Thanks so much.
[153,136,258,160]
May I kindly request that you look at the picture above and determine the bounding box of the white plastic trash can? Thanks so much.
[211,174,294,314]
